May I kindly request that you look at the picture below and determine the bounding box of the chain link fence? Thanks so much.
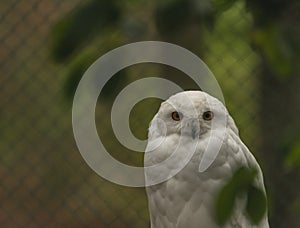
[1,0,300,227]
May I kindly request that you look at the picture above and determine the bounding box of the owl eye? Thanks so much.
[171,111,182,121]
[202,111,214,121]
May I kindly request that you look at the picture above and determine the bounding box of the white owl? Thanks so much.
[144,91,269,228]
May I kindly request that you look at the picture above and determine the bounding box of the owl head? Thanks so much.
[148,90,238,141]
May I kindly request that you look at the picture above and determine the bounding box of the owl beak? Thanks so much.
[190,119,200,140]
[192,127,197,139]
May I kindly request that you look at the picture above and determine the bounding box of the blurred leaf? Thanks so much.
[212,0,239,14]
[215,181,236,225]
[231,166,257,191]
[216,167,257,225]
[284,141,300,169]
[63,49,96,100]
[50,0,120,62]
[50,17,74,62]
[246,185,267,225]
[61,28,126,102]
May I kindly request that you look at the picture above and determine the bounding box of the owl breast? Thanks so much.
[146,136,208,226]
[145,131,252,228]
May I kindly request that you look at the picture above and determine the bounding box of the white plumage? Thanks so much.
[144,91,269,228]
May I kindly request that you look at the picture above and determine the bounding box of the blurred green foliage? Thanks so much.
[246,185,267,224]
[51,0,120,62]
[216,167,266,225]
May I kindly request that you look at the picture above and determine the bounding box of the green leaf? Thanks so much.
[215,182,236,225]
[246,185,267,225]
[215,167,258,225]
[231,167,257,192]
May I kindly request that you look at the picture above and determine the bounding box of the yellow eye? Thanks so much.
[203,111,213,121]
[171,111,182,121]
